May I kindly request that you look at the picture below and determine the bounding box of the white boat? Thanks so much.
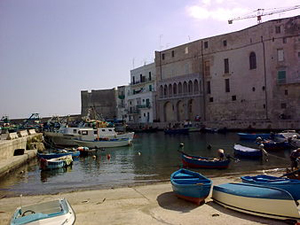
[10,198,75,225]
[212,182,300,221]
[44,126,134,147]
[74,138,132,148]
[278,130,300,139]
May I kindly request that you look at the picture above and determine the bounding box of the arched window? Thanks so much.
[178,82,182,94]
[249,52,257,70]
[173,83,177,95]
[188,80,193,94]
[160,85,163,98]
[183,81,188,94]
[168,84,172,97]
[194,79,199,94]
[164,85,167,97]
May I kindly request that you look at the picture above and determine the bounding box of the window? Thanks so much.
[277,71,286,84]
[224,58,229,73]
[298,52,300,58]
[249,52,257,69]
[149,72,151,80]
[283,37,287,44]
[277,49,284,62]
[275,26,281,34]
[172,50,175,57]
[225,79,230,92]
[232,95,236,101]
[162,53,165,60]
[132,77,135,84]
[209,97,213,102]
[149,85,152,91]
[204,41,208,49]
[281,103,287,109]
[185,47,189,54]
[252,87,256,92]
[204,61,210,76]
[223,40,227,47]
[207,81,211,94]
[285,90,288,95]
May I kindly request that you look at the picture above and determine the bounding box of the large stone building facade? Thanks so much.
[155,16,300,129]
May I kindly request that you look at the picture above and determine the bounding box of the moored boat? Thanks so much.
[241,174,300,200]
[10,198,75,225]
[212,182,300,221]
[257,139,291,151]
[180,151,230,169]
[171,168,212,205]
[237,132,270,140]
[37,150,80,159]
[40,155,73,171]
[74,137,131,148]
[164,128,189,134]
[233,144,262,159]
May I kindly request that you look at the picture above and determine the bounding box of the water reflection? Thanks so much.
[40,166,73,182]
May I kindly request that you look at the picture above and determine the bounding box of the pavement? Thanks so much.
[0,173,291,225]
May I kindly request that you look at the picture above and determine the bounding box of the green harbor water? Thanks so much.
[0,132,292,197]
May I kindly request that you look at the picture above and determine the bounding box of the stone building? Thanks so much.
[81,89,117,120]
[126,63,156,124]
[155,15,300,129]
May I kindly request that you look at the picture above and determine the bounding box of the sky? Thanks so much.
[0,0,299,119]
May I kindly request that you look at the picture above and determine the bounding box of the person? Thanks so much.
[217,149,225,161]
[290,148,300,171]
[259,144,269,162]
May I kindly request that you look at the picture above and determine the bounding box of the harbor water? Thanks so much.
[0,132,292,197]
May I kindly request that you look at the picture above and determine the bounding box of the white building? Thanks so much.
[126,63,156,124]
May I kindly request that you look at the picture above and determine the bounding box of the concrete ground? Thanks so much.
[0,173,292,225]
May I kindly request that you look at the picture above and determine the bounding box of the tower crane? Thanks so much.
[228,5,300,24]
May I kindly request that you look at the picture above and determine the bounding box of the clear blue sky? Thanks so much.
[1,0,299,119]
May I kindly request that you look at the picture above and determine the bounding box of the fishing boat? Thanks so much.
[237,132,271,140]
[241,174,300,200]
[257,139,290,151]
[180,151,230,169]
[212,182,300,221]
[37,150,80,159]
[40,155,73,171]
[170,168,212,205]
[233,144,262,159]
[10,198,75,225]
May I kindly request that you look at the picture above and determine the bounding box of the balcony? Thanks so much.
[137,104,151,109]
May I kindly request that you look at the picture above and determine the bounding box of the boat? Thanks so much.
[164,128,189,134]
[37,150,80,159]
[40,155,73,170]
[233,144,262,158]
[241,175,300,200]
[180,151,230,169]
[170,168,212,205]
[237,132,271,140]
[257,139,291,151]
[212,182,300,221]
[10,198,76,225]
[278,130,300,139]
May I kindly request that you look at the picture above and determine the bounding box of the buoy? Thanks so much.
[138,152,141,156]
[92,155,96,160]
[107,154,111,160]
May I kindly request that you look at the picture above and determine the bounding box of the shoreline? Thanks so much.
[0,171,290,224]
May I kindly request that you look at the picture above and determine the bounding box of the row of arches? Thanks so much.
[159,79,202,98]
[163,99,198,122]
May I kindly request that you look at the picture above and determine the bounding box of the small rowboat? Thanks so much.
[40,155,73,171]
[10,198,76,225]
[212,183,300,221]
[180,151,230,169]
[171,169,212,205]
[37,150,80,159]
[233,144,262,159]
[237,132,271,140]
[241,174,300,200]
[258,139,290,151]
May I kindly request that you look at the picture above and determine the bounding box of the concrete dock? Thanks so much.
[0,174,289,225]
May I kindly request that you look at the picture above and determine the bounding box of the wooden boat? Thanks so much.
[74,137,131,148]
[233,144,262,159]
[180,151,230,169]
[10,198,75,225]
[37,150,80,159]
[237,132,270,140]
[258,139,290,151]
[40,155,73,171]
[171,168,212,205]
[212,182,300,221]
[164,128,189,134]
[241,175,300,200]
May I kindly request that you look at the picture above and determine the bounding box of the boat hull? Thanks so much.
[237,133,270,140]
[74,138,131,148]
[233,144,262,159]
[241,175,300,200]
[181,154,230,169]
[212,183,300,220]
[38,151,80,159]
[171,169,212,205]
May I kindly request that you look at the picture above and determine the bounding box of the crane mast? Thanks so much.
[228,5,300,24]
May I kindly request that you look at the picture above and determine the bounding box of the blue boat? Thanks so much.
[37,150,80,159]
[181,152,230,169]
[233,144,262,159]
[212,182,300,220]
[171,169,212,205]
[237,132,270,140]
[257,139,290,151]
[241,175,300,200]
[40,155,73,171]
